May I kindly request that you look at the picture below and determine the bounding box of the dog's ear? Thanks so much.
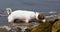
[38,13,45,20]
[6,8,12,15]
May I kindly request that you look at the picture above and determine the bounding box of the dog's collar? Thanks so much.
[35,12,39,20]
[34,12,36,18]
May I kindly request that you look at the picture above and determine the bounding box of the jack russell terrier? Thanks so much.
[6,8,46,23]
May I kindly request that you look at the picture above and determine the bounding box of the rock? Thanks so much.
[51,19,60,32]
[0,28,8,32]
[30,22,52,32]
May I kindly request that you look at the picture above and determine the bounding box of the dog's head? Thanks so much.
[37,13,46,22]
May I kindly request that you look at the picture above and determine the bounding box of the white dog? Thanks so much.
[6,8,46,23]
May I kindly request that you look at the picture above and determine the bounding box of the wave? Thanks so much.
[45,15,57,18]
[48,11,57,14]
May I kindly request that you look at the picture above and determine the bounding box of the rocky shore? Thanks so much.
[0,18,60,32]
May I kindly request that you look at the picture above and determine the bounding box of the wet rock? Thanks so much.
[9,27,21,32]
[0,28,8,32]
[57,29,60,32]
[30,22,52,32]
[24,28,32,32]
[51,19,60,32]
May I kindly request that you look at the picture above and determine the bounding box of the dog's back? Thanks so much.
[11,10,35,19]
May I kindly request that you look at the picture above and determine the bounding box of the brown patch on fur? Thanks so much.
[38,13,45,20]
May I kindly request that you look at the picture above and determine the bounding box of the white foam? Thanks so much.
[3,26,11,31]
[49,11,56,14]
[45,16,53,18]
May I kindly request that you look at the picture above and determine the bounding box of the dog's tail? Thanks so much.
[6,8,12,15]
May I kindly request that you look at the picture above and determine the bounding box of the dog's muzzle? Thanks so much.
[42,19,46,22]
